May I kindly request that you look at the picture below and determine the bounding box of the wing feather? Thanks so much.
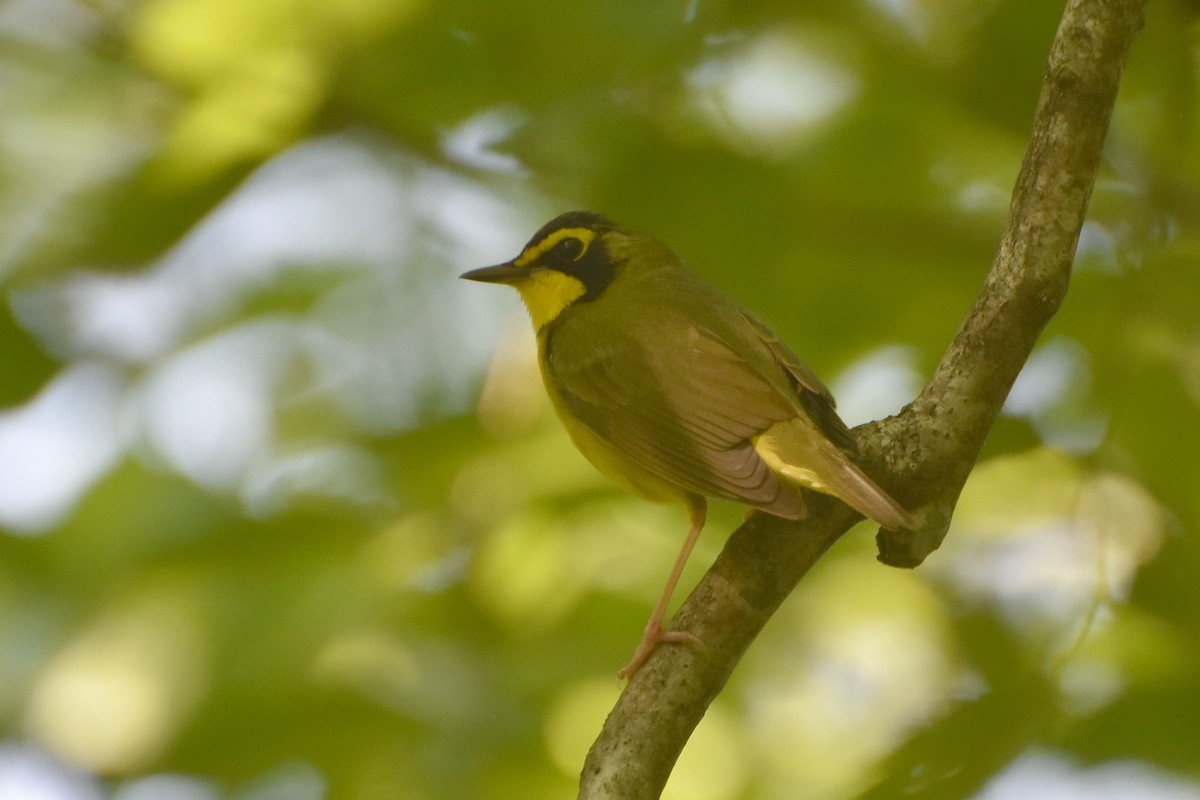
[547,321,805,514]
[738,311,857,452]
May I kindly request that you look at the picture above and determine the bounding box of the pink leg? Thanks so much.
[617,497,707,679]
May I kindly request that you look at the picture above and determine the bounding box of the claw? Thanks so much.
[616,623,702,679]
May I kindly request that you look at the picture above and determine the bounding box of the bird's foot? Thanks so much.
[616,623,702,679]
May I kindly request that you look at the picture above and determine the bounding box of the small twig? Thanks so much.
[578,1,1148,797]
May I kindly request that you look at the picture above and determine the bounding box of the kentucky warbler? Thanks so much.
[462,211,913,677]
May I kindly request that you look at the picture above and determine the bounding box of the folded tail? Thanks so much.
[753,418,915,531]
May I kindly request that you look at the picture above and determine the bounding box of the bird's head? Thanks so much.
[461,211,642,331]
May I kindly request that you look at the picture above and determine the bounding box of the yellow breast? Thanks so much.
[536,338,688,508]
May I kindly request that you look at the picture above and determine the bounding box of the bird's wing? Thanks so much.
[547,323,805,514]
[738,310,857,452]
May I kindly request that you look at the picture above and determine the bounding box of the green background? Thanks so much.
[1,0,1198,798]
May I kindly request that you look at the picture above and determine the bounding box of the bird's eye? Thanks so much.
[552,236,584,261]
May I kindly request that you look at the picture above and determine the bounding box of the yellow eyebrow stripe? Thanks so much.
[513,227,596,267]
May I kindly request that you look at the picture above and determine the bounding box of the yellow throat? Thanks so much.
[510,227,597,330]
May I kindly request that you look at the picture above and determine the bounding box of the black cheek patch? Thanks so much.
[566,243,618,301]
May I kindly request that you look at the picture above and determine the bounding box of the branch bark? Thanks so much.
[578,1,1148,797]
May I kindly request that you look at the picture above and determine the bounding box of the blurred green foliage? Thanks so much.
[1,0,1198,798]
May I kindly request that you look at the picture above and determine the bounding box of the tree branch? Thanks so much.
[578,1,1148,797]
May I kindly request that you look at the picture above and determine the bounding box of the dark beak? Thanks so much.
[460,261,526,284]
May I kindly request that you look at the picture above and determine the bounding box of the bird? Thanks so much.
[461,211,913,677]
